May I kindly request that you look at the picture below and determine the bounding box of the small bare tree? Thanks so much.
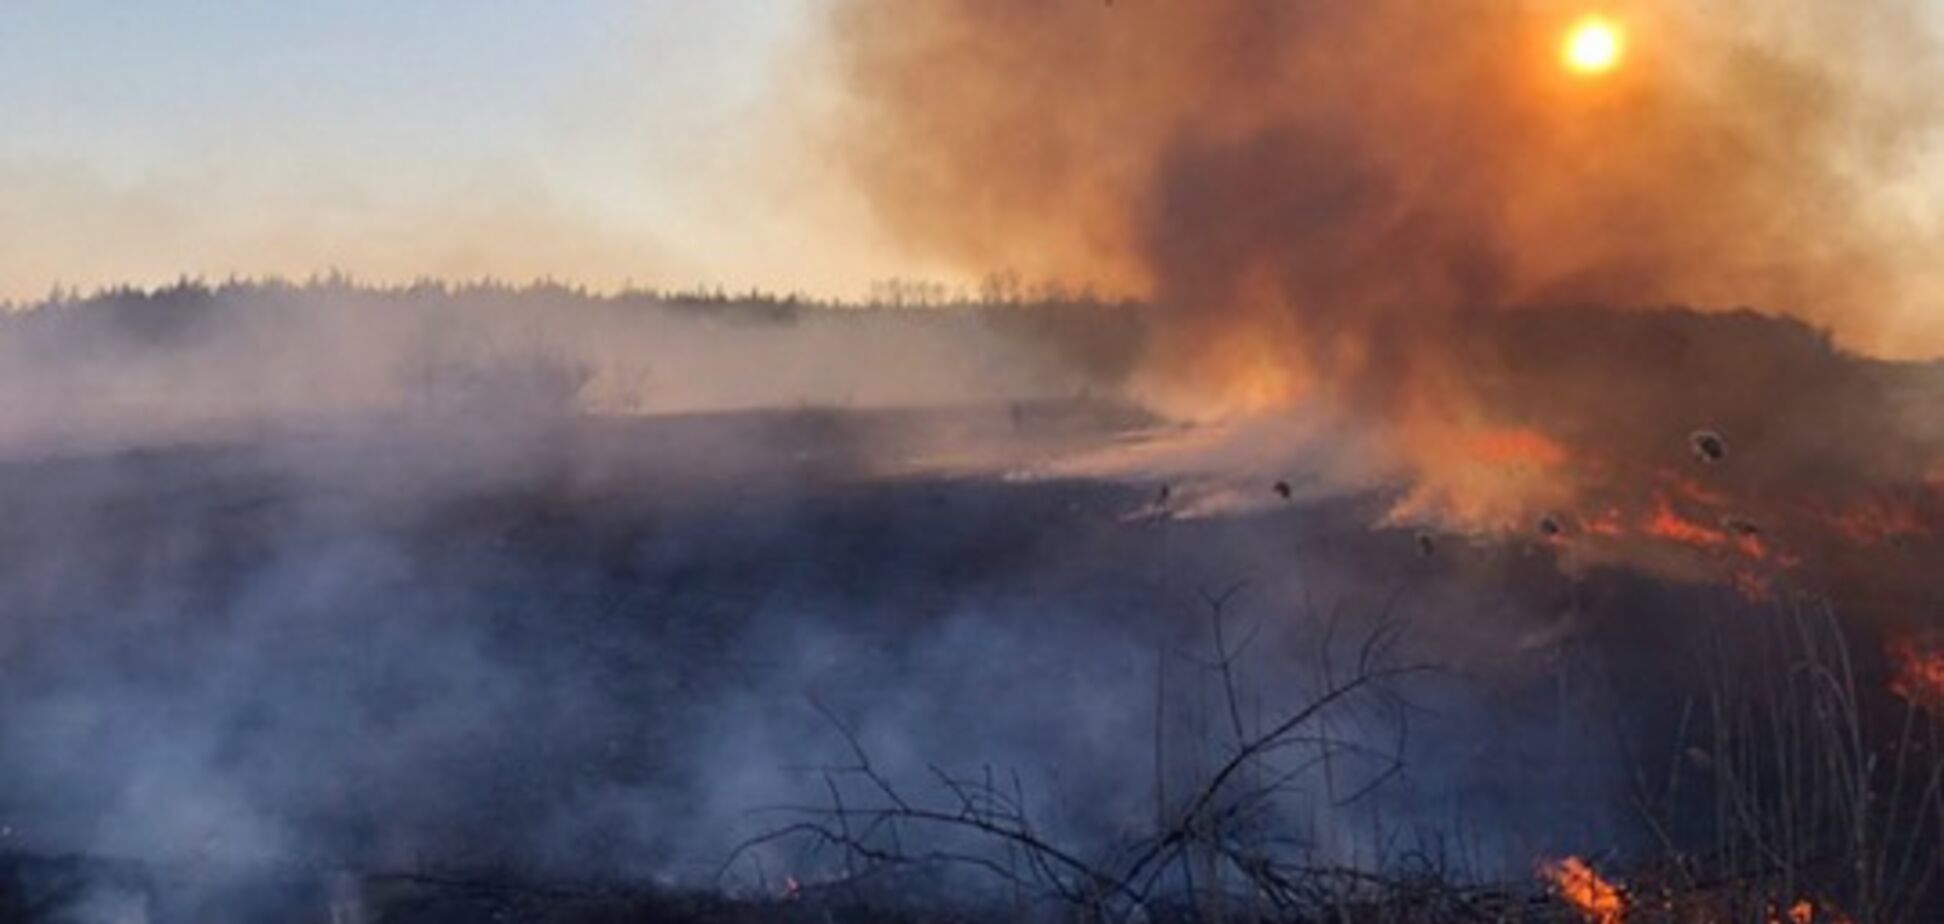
[726,591,1438,923]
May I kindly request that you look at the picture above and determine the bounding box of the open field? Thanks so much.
[0,395,1935,921]
[0,287,1937,922]
[12,2,1944,920]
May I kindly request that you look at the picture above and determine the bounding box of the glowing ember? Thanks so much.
[1563,17,1625,76]
[1890,638,1944,709]
[1830,497,1929,545]
[1731,569,1774,603]
[1770,899,1856,924]
[1540,856,1626,924]
[1582,508,1627,538]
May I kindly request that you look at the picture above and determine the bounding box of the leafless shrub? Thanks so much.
[726,590,1440,923]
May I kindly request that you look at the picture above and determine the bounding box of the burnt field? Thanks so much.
[0,400,1936,922]
[0,405,1438,919]
[13,0,1944,919]
[0,284,1935,923]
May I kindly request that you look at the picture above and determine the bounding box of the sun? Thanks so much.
[1562,17,1625,76]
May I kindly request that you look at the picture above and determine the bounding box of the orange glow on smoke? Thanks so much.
[1660,473,1731,508]
[1163,308,1310,417]
[1470,428,1570,469]
[1540,856,1626,924]
[1582,508,1628,538]
[1830,497,1929,545]
[1385,424,1579,533]
[1217,353,1304,414]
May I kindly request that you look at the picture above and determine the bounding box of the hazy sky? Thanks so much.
[6,2,1943,320]
[0,0,923,300]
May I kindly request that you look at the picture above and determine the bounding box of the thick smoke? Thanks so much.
[820,0,1944,601]
[824,0,1943,378]
[5,3,1944,914]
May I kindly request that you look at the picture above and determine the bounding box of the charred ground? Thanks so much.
[0,285,1937,922]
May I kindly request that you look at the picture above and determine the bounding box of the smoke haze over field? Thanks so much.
[0,283,1136,455]
[5,3,1944,918]
[0,286,1656,917]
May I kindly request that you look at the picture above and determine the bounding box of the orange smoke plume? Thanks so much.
[822,0,1944,385]
[1470,428,1570,470]
[820,0,1944,602]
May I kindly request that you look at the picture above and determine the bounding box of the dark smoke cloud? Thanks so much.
[819,0,1944,608]
[821,0,1943,393]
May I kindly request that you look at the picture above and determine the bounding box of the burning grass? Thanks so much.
[725,593,1944,924]
[1538,856,1626,924]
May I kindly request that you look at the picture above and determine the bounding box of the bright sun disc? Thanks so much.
[1563,18,1624,75]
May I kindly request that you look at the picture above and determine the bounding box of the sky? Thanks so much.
[4,1,1943,324]
[0,0,925,300]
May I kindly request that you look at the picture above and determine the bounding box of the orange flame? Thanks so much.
[1539,856,1626,924]
[1636,496,1770,562]
[1643,497,1728,549]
